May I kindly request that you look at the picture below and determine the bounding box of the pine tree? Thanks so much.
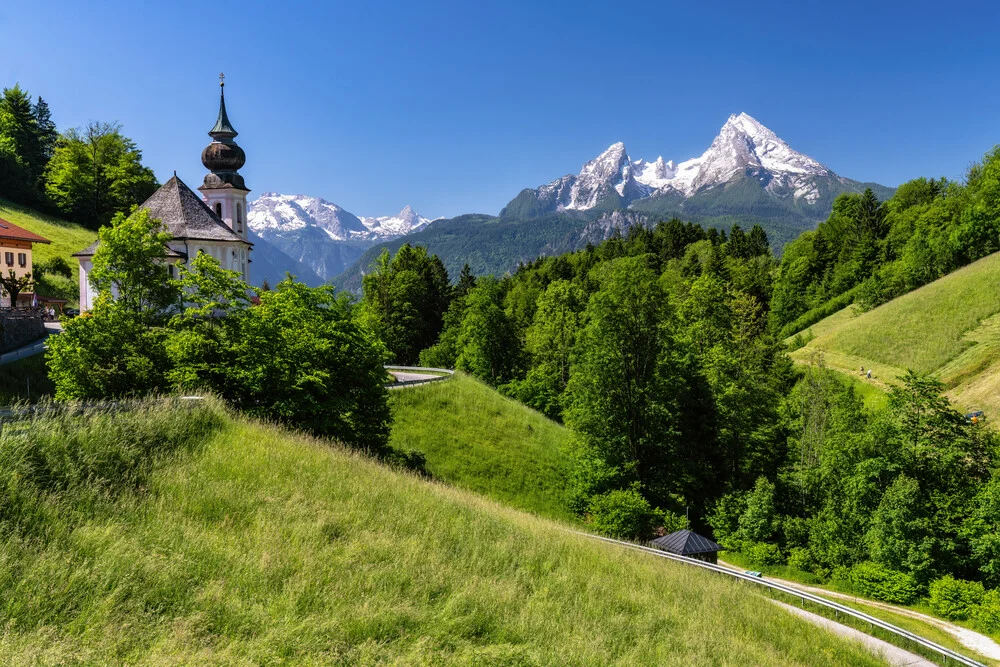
[31,96,57,167]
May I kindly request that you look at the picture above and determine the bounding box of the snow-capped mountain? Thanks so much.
[502,113,870,218]
[248,193,434,286]
[360,205,432,238]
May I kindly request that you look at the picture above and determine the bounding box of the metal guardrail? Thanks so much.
[384,366,455,388]
[570,530,986,667]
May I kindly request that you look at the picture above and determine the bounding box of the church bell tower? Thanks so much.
[199,74,249,242]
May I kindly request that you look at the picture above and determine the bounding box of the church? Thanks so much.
[74,77,253,310]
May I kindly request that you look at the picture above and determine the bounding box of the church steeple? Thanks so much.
[199,74,250,256]
[201,74,247,190]
[209,73,238,140]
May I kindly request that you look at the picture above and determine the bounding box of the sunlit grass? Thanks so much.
[790,251,1000,418]
[389,372,575,521]
[0,402,885,665]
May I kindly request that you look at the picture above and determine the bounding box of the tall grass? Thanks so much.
[0,397,224,537]
[0,413,884,665]
[807,252,1000,373]
[389,372,574,521]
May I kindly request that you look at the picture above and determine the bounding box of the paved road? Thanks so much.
[0,322,62,366]
[719,560,1000,662]
[389,371,443,383]
[773,600,936,666]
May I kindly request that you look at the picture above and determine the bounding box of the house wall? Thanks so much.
[78,257,96,311]
[0,240,34,281]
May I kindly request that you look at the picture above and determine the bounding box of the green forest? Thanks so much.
[0,83,158,229]
[355,144,1000,631]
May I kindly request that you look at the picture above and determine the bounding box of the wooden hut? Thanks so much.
[649,529,722,564]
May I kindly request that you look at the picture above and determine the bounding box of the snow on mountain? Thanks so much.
[248,193,370,241]
[658,113,830,202]
[247,193,435,284]
[360,205,432,238]
[519,113,835,214]
[633,156,677,190]
[248,194,431,242]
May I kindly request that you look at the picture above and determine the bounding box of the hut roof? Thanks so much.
[649,529,722,556]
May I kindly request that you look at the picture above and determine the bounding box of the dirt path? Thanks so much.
[719,560,1000,662]
[771,600,936,666]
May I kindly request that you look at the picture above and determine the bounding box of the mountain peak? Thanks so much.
[515,112,845,215]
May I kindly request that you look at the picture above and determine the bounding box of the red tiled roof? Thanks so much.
[0,217,51,244]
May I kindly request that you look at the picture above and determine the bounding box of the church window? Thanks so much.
[215,202,222,217]
[237,204,243,232]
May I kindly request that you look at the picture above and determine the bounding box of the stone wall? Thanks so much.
[0,313,45,353]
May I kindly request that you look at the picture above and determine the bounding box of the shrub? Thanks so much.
[849,562,919,604]
[744,542,784,568]
[588,488,655,540]
[971,590,1000,633]
[928,576,985,620]
[655,509,688,534]
[787,547,815,572]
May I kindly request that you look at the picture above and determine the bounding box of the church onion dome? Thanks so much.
[201,76,247,189]
[202,140,245,172]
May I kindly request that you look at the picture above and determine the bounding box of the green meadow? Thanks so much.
[790,250,1000,417]
[388,372,574,521]
[0,398,885,665]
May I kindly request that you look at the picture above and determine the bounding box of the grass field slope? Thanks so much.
[790,250,1000,416]
[389,372,574,521]
[0,197,97,304]
[0,401,886,665]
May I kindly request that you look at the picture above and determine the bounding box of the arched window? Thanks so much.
[236,203,243,232]
[215,202,222,217]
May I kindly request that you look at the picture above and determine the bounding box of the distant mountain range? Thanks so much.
[249,113,894,291]
[248,193,432,286]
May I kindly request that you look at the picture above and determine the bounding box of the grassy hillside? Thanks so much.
[0,197,97,304]
[789,250,1000,416]
[0,401,886,665]
[389,373,574,521]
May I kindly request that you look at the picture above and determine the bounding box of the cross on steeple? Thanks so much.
[219,72,225,87]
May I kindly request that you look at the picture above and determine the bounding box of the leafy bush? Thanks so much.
[744,542,784,567]
[588,488,655,540]
[928,576,985,620]
[971,590,1000,633]
[787,547,815,572]
[655,509,688,534]
[849,562,919,604]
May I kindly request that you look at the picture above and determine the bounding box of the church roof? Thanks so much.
[72,239,185,259]
[649,529,722,556]
[72,175,246,257]
[135,175,244,242]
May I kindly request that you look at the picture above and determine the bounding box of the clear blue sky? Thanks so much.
[1,0,998,219]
